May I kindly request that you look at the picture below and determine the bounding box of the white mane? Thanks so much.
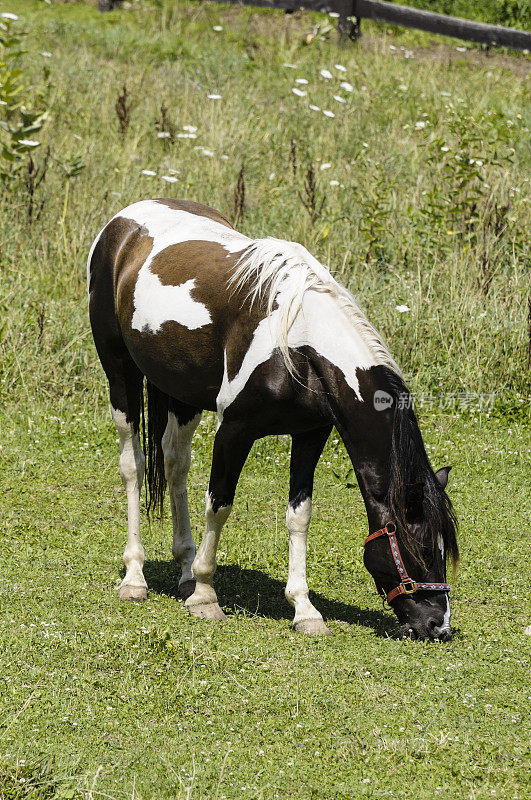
[229,237,399,376]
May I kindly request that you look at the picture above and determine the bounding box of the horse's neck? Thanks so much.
[316,359,396,527]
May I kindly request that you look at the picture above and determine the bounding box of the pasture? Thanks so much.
[0,1,529,798]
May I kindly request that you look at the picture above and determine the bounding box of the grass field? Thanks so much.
[0,1,530,798]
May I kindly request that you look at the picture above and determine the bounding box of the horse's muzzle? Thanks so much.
[400,621,452,642]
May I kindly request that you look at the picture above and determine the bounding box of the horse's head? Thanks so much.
[364,466,457,641]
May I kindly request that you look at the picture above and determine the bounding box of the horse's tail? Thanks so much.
[142,378,169,518]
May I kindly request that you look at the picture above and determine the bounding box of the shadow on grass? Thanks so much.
[143,559,399,639]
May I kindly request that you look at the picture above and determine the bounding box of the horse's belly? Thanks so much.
[123,325,224,411]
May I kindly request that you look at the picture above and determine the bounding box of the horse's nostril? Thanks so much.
[426,617,439,634]
[427,617,452,641]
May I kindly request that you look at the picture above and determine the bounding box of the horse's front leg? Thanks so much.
[286,426,332,635]
[185,421,253,621]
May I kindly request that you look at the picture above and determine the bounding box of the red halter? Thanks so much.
[364,521,451,604]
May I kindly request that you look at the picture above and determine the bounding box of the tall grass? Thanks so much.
[0,0,529,418]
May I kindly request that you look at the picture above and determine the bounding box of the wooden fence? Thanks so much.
[99,0,531,51]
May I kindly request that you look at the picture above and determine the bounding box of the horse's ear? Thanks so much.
[405,482,424,506]
[435,466,452,490]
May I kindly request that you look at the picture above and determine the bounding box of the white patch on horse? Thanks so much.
[90,200,251,332]
[285,498,328,633]
[186,493,231,610]
[217,273,389,417]
[131,274,211,333]
[437,533,445,564]
[442,594,451,630]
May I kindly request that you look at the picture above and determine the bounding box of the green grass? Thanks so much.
[0,2,530,798]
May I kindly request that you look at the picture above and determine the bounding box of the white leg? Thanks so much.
[112,408,147,601]
[161,411,201,599]
[185,493,230,620]
[285,498,330,635]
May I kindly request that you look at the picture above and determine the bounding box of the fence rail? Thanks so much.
[99,0,531,51]
[353,1,531,50]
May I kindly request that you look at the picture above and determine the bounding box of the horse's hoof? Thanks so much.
[178,579,196,600]
[294,618,331,635]
[187,602,227,621]
[118,584,148,602]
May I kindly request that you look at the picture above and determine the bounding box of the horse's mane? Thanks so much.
[382,367,459,566]
[229,237,399,375]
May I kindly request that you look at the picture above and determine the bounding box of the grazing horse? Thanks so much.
[88,199,458,640]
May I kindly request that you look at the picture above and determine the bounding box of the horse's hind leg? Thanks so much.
[162,401,202,600]
[90,292,147,601]
[108,366,147,601]
[286,426,332,635]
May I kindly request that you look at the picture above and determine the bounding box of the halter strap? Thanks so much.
[364,521,451,604]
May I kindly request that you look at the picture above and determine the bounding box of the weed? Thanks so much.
[114,83,131,140]
[154,100,176,146]
[232,161,245,227]
[298,163,325,225]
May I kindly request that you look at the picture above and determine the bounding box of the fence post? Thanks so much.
[337,0,357,40]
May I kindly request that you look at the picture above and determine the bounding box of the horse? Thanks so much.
[88,198,458,640]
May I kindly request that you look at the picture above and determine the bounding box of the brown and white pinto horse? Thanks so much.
[88,199,458,640]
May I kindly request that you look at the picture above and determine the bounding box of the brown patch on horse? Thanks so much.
[154,198,233,229]
[148,240,267,384]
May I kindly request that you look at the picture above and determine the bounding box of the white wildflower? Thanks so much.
[322,110,335,118]
[221,154,229,160]
[320,163,331,170]
[1,13,18,20]
[309,104,321,111]
[399,84,408,91]
[183,125,197,132]
[328,11,339,18]
[213,26,222,32]
[282,63,297,69]
[333,95,346,104]
[340,82,353,92]
[334,64,346,72]
[207,94,222,100]
[161,176,178,183]
[292,88,307,97]
[396,304,410,313]
[41,51,52,58]
[320,69,333,80]
[330,180,340,186]
[141,170,156,176]
[177,133,197,139]
[441,146,449,152]
[295,78,308,85]
[415,121,427,129]
[18,139,40,147]
[157,131,171,138]
[201,149,214,157]
[455,46,467,52]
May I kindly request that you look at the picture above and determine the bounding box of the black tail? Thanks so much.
[142,378,169,518]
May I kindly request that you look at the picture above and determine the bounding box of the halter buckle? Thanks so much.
[401,579,416,594]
